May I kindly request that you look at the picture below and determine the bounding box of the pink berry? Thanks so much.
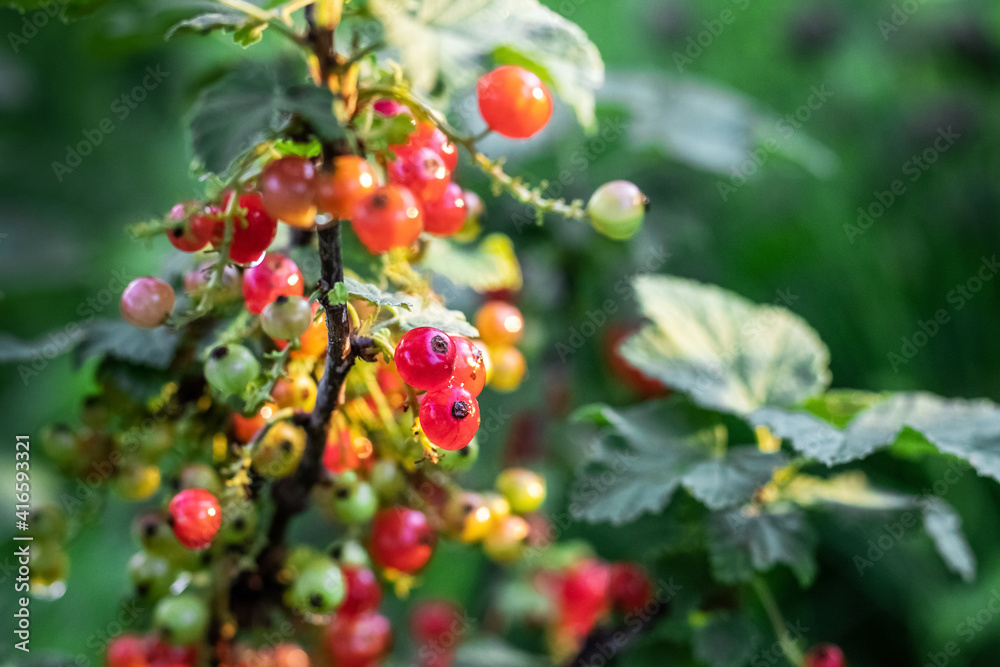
[422,182,467,236]
[395,327,457,391]
[121,277,175,328]
[340,567,382,616]
[241,253,304,315]
[168,489,222,549]
[419,386,480,451]
[410,600,462,646]
[387,147,450,204]
[804,643,846,667]
[369,507,436,574]
[167,203,215,252]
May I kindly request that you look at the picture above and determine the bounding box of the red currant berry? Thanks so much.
[147,639,197,667]
[804,644,846,667]
[387,147,450,204]
[121,277,175,329]
[210,192,278,265]
[168,489,222,550]
[369,507,436,573]
[395,327,457,391]
[167,203,214,252]
[260,157,317,228]
[449,337,487,397]
[392,122,459,172]
[477,65,553,139]
[608,562,653,615]
[560,560,611,636]
[315,156,379,220]
[475,300,524,345]
[410,600,462,646]
[106,634,148,667]
[374,99,406,116]
[422,182,467,236]
[340,566,382,616]
[419,385,480,451]
[241,252,304,314]
[327,611,391,665]
[352,185,424,254]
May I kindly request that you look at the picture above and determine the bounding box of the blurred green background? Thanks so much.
[2,0,1000,665]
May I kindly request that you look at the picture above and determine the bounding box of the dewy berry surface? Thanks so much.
[121,277,175,328]
[419,385,480,451]
[449,337,487,397]
[477,65,553,139]
[168,489,222,550]
[369,507,436,573]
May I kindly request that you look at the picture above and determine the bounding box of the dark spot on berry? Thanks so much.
[171,227,184,238]
[335,487,350,499]
[136,583,150,597]
[458,446,470,457]
[280,440,293,453]
[430,334,449,355]
[144,523,159,538]
[309,593,325,609]
[642,195,651,212]
[451,400,471,420]
[275,295,289,305]
[372,193,389,209]
[233,517,246,531]
[201,552,213,566]
[166,515,175,527]
[210,346,229,360]
[330,545,343,560]
[462,502,474,515]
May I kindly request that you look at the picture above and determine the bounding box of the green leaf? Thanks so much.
[707,505,817,586]
[0,328,87,364]
[620,275,831,416]
[328,282,350,305]
[570,400,784,524]
[922,497,976,582]
[74,320,180,370]
[344,277,415,310]
[692,613,759,667]
[166,12,255,43]
[754,392,1000,481]
[454,638,547,667]
[396,298,478,337]
[369,0,605,130]
[420,233,523,293]
[2,0,106,19]
[190,62,342,174]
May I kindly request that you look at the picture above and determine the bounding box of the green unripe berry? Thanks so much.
[284,557,346,614]
[40,424,78,469]
[370,460,407,500]
[436,439,479,473]
[175,463,224,496]
[153,594,209,645]
[496,468,547,514]
[332,478,378,524]
[261,295,314,341]
[129,551,175,600]
[587,180,648,240]
[328,539,371,568]
[204,344,260,397]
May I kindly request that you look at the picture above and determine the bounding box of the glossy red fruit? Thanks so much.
[560,560,611,636]
[393,122,459,172]
[422,182,467,236]
[410,600,462,645]
[608,562,653,615]
[260,157,317,228]
[395,327,457,391]
[167,203,214,252]
[241,253,304,314]
[209,193,279,265]
[477,65,553,139]
[369,507,436,573]
[106,634,149,667]
[146,639,197,667]
[315,156,379,220]
[387,147,450,204]
[449,337,487,397]
[340,566,382,616]
[121,277,175,329]
[419,386,480,451]
[804,644,846,667]
[327,611,392,665]
[168,489,222,549]
[352,185,423,254]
